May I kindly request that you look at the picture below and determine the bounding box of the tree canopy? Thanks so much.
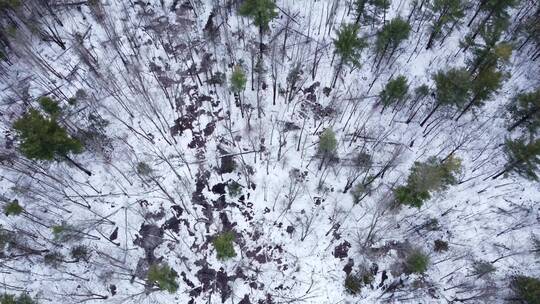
[13,109,83,161]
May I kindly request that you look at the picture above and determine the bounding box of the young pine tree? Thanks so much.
[421,68,472,126]
[230,65,247,117]
[147,263,179,293]
[375,17,411,68]
[510,276,540,304]
[318,128,338,170]
[238,0,277,56]
[379,75,409,113]
[455,66,504,121]
[426,0,466,49]
[395,156,461,208]
[332,23,367,87]
[213,231,236,260]
[506,88,540,134]
[492,138,540,181]
[13,109,91,176]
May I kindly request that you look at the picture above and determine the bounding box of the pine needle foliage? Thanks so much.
[334,24,367,67]
[380,75,409,107]
[510,276,540,304]
[0,293,37,304]
[506,88,540,134]
[433,68,472,108]
[395,156,461,208]
[230,65,247,93]
[376,18,411,54]
[13,109,83,161]
[213,231,236,260]
[3,200,23,216]
[318,129,337,156]
[147,263,179,293]
[502,138,540,181]
[404,250,429,274]
[238,0,277,31]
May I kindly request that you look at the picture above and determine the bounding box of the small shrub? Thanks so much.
[219,155,236,174]
[510,276,540,304]
[213,231,236,260]
[4,200,23,216]
[14,294,37,304]
[472,261,496,278]
[344,274,362,294]
[0,293,15,304]
[434,239,448,252]
[405,250,429,274]
[44,251,64,267]
[344,268,373,295]
[136,162,152,176]
[52,223,80,242]
[70,245,90,261]
[227,181,242,197]
[230,65,247,93]
[208,71,225,86]
[0,229,14,251]
[351,183,372,204]
[147,263,179,293]
[319,129,337,155]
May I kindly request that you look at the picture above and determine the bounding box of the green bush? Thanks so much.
[4,200,23,216]
[405,250,429,274]
[0,293,37,304]
[147,263,179,293]
[227,181,242,197]
[472,261,496,278]
[136,162,152,176]
[230,65,247,93]
[344,271,373,295]
[319,129,337,155]
[345,274,362,294]
[213,231,236,260]
[510,276,540,304]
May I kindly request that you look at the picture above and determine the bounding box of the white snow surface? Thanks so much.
[0,0,539,303]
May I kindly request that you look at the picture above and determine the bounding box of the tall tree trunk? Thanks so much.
[63,155,92,176]
[420,103,440,127]
[455,96,478,122]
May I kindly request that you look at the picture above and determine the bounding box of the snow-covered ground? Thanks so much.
[0,0,538,303]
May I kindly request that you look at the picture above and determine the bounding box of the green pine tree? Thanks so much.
[230,65,247,93]
[318,129,337,156]
[493,138,540,181]
[332,23,367,87]
[421,67,472,126]
[147,263,179,293]
[213,231,236,260]
[334,24,367,68]
[375,17,411,67]
[13,109,91,176]
[426,0,466,49]
[510,276,540,304]
[404,250,430,274]
[379,75,409,112]
[506,88,540,134]
[238,0,277,56]
[455,66,504,121]
[395,156,461,208]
